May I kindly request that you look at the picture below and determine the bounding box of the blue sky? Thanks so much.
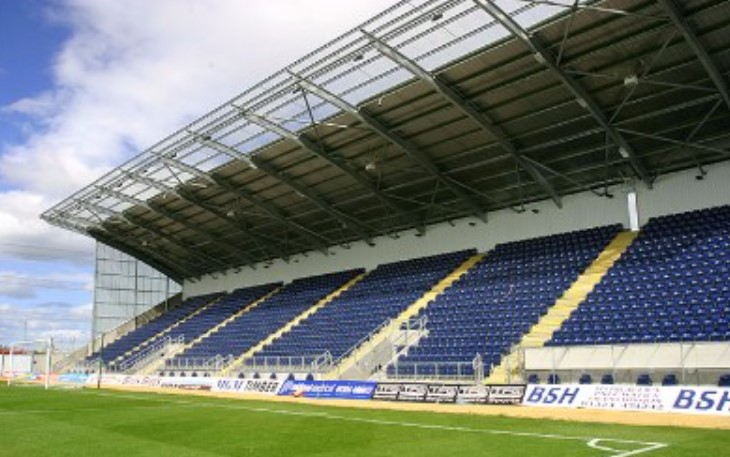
[0,0,397,350]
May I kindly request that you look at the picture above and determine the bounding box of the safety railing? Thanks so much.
[328,315,430,378]
[164,354,235,373]
[385,356,485,383]
[240,353,332,373]
[114,335,185,373]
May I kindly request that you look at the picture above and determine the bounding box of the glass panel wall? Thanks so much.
[92,242,181,338]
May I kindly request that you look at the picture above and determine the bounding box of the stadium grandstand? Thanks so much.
[34,0,730,394]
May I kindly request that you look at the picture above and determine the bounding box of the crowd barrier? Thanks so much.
[79,375,730,416]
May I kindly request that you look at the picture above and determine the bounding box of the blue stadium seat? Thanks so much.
[718,374,730,387]
[85,292,225,364]
[388,225,620,377]
[252,250,476,363]
[548,205,730,347]
[173,270,363,361]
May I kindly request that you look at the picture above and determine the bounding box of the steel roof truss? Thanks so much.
[126,171,280,261]
[209,175,329,254]
[292,70,487,222]
[88,230,190,281]
[360,30,562,209]
[77,199,235,271]
[187,134,372,243]
[657,0,730,110]
[239,105,420,232]
[157,153,328,254]
[472,0,652,187]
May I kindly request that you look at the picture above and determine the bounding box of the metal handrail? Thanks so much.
[117,335,184,371]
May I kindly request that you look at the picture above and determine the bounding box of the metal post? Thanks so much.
[97,333,104,390]
[44,339,52,390]
[680,341,686,385]
[7,345,13,386]
[165,277,170,312]
[611,344,616,383]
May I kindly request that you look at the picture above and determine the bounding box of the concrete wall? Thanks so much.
[184,160,730,297]
[525,342,730,371]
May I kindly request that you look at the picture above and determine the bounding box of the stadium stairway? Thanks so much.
[115,295,224,365]
[221,272,368,376]
[486,230,638,383]
[328,253,485,380]
[136,286,283,375]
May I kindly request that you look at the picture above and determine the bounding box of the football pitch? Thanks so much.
[0,384,726,457]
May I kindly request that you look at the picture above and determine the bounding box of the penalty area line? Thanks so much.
[86,390,669,457]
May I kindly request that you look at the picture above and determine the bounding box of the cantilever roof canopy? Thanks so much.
[43,0,730,282]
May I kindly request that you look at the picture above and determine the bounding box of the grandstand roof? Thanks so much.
[42,0,730,282]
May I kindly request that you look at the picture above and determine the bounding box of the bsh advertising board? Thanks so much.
[523,384,730,415]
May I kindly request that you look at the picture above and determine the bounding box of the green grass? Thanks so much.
[0,384,725,457]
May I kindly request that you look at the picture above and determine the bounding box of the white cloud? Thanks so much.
[0,190,94,264]
[0,302,93,346]
[0,270,93,299]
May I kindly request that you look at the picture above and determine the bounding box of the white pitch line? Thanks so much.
[588,438,668,457]
[83,390,669,457]
[0,405,166,415]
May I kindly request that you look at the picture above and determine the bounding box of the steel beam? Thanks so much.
[94,187,260,268]
[618,128,730,157]
[192,135,374,244]
[472,0,652,186]
[359,30,562,208]
[158,155,328,254]
[80,209,202,279]
[209,176,329,254]
[125,171,281,261]
[141,159,291,257]
[291,73,488,221]
[87,228,188,282]
[77,199,235,272]
[656,0,730,109]
[240,108,421,231]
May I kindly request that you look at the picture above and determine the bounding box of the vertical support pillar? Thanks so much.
[627,191,640,232]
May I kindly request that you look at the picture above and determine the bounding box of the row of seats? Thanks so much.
[529,373,730,387]
[389,225,622,377]
[171,269,364,362]
[87,293,222,364]
[550,205,730,346]
[91,205,729,384]
[250,250,477,364]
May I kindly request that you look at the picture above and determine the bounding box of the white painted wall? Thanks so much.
[524,343,730,370]
[0,354,32,374]
[183,160,730,297]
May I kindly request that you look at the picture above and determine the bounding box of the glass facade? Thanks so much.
[92,242,181,339]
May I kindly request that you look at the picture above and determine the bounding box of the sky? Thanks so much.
[0,0,397,350]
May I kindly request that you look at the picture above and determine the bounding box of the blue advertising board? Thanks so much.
[277,380,377,400]
[57,373,90,384]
